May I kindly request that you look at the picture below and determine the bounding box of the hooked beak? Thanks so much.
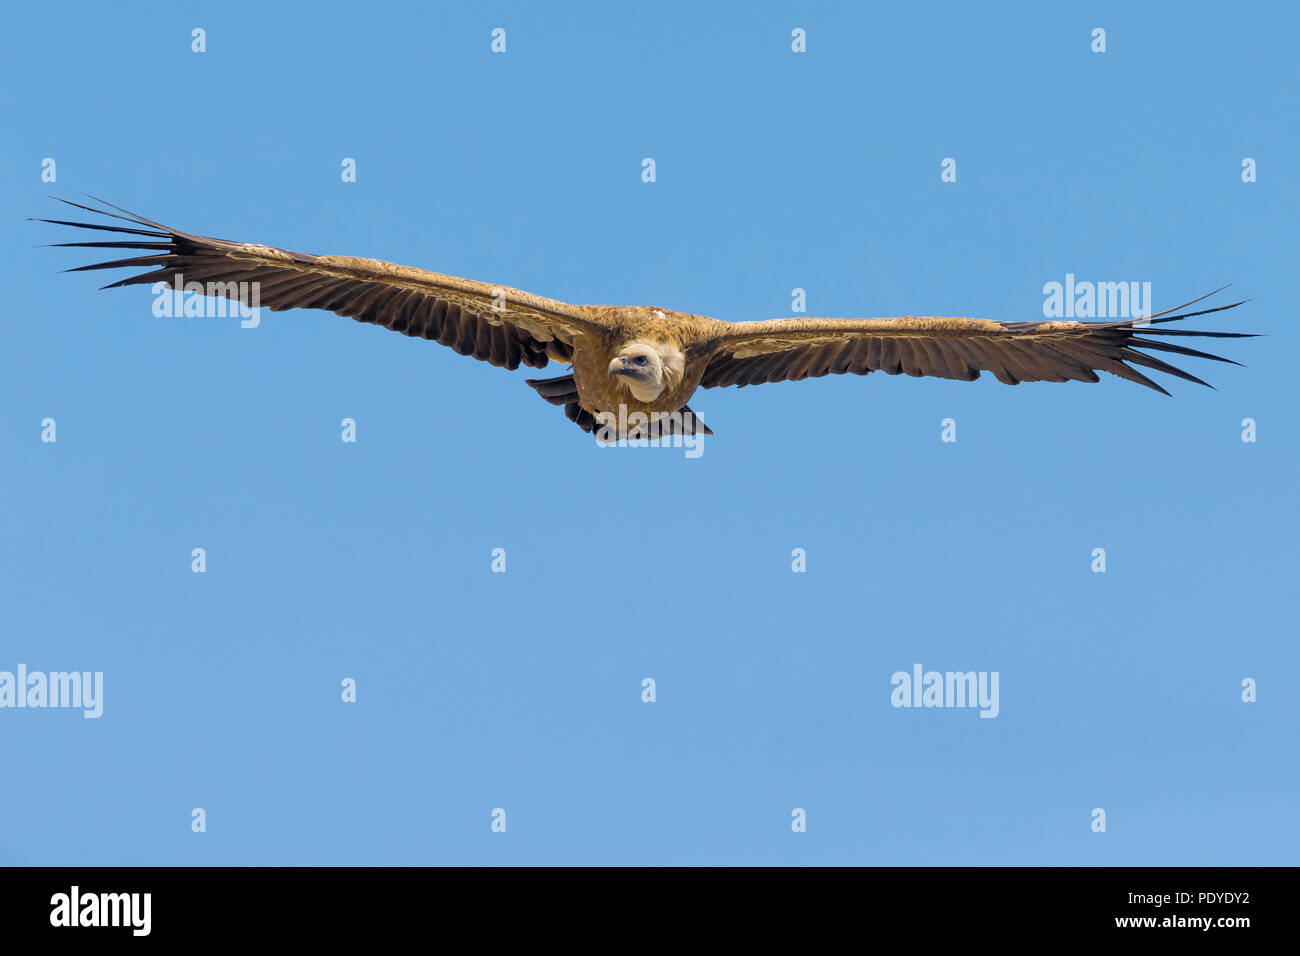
[608,356,633,376]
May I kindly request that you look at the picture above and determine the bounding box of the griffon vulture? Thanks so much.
[39,198,1253,439]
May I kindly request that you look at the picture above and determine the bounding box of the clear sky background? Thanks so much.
[2,2,1295,865]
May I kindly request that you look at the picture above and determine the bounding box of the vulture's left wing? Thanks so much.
[38,198,606,370]
[699,292,1253,395]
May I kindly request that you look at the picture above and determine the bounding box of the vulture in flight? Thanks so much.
[39,198,1253,440]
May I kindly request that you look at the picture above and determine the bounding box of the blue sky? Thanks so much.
[2,1,1295,865]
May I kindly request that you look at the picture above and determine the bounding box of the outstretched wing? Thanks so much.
[699,292,1254,395]
[38,197,608,370]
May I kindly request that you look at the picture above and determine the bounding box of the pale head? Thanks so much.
[607,341,684,403]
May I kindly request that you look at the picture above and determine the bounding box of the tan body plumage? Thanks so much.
[40,198,1254,440]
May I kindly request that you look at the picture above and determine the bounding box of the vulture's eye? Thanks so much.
[633,355,649,366]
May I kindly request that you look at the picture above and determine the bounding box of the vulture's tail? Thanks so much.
[525,375,713,438]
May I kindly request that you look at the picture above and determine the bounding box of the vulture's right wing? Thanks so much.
[39,197,609,370]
